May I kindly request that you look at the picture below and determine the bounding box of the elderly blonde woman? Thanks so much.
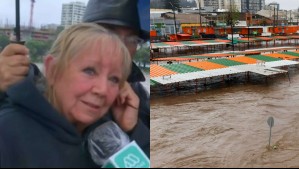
[0,23,143,167]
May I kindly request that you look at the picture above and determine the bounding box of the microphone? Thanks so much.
[87,121,150,168]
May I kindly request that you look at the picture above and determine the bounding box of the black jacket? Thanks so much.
[128,63,150,128]
[0,65,97,167]
[0,65,149,167]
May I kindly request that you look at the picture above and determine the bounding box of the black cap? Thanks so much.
[83,0,149,40]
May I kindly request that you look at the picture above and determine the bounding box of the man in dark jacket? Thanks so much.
[0,0,149,158]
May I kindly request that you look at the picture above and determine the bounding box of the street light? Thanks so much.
[169,2,178,40]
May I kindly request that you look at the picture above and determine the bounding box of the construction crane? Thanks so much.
[29,0,35,30]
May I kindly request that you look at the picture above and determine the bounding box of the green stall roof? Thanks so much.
[162,63,203,73]
[208,59,246,66]
[246,55,282,62]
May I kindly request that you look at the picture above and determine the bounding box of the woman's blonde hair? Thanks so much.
[46,23,131,108]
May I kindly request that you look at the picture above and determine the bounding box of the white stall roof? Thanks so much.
[151,67,244,85]
[151,71,207,85]
[200,67,245,77]
[231,64,288,76]
[264,60,299,67]
[151,60,299,85]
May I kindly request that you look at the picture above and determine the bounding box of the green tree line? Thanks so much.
[25,40,53,62]
[0,34,53,62]
[133,46,150,69]
[0,34,10,51]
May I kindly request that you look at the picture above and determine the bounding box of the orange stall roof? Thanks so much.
[263,53,299,60]
[185,61,227,70]
[228,56,258,64]
[150,64,177,78]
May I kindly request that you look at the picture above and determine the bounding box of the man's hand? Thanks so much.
[0,44,30,92]
[112,82,139,133]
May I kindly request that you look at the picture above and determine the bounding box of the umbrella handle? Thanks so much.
[11,0,25,45]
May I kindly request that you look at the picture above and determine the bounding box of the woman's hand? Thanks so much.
[112,82,139,133]
[0,44,30,91]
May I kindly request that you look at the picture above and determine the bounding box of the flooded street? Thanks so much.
[151,72,299,168]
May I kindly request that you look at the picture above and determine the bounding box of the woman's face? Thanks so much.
[49,40,123,130]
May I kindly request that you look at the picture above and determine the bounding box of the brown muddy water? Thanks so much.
[151,72,299,168]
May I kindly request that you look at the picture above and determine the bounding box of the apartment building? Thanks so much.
[61,1,86,28]
[241,0,265,13]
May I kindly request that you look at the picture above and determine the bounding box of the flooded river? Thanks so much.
[151,72,299,168]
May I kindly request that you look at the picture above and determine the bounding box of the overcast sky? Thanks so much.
[265,0,299,10]
[0,0,88,27]
[0,0,298,28]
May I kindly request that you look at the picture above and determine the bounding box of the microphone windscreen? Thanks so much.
[87,121,130,166]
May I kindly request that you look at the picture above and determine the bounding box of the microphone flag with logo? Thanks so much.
[87,121,150,168]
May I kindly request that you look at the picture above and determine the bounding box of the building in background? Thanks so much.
[241,0,265,14]
[203,0,224,11]
[265,2,280,11]
[61,1,86,28]
[0,26,56,41]
[194,0,241,12]
[194,0,223,11]
[223,0,241,12]
[40,24,60,31]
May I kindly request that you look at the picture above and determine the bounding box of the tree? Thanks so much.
[133,46,150,69]
[25,40,53,62]
[225,0,240,51]
[225,1,240,27]
[261,18,268,26]
[0,35,10,51]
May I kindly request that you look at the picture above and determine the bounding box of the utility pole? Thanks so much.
[29,0,35,31]
[247,10,250,49]
[269,3,279,37]
[230,0,234,51]
[169,2,178,40]
[277,6,279,26]
[286,10,288,25]
[269,4,280,33]
[274,7,276,28]
[197,0,202,26]
[290,10,292,25]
